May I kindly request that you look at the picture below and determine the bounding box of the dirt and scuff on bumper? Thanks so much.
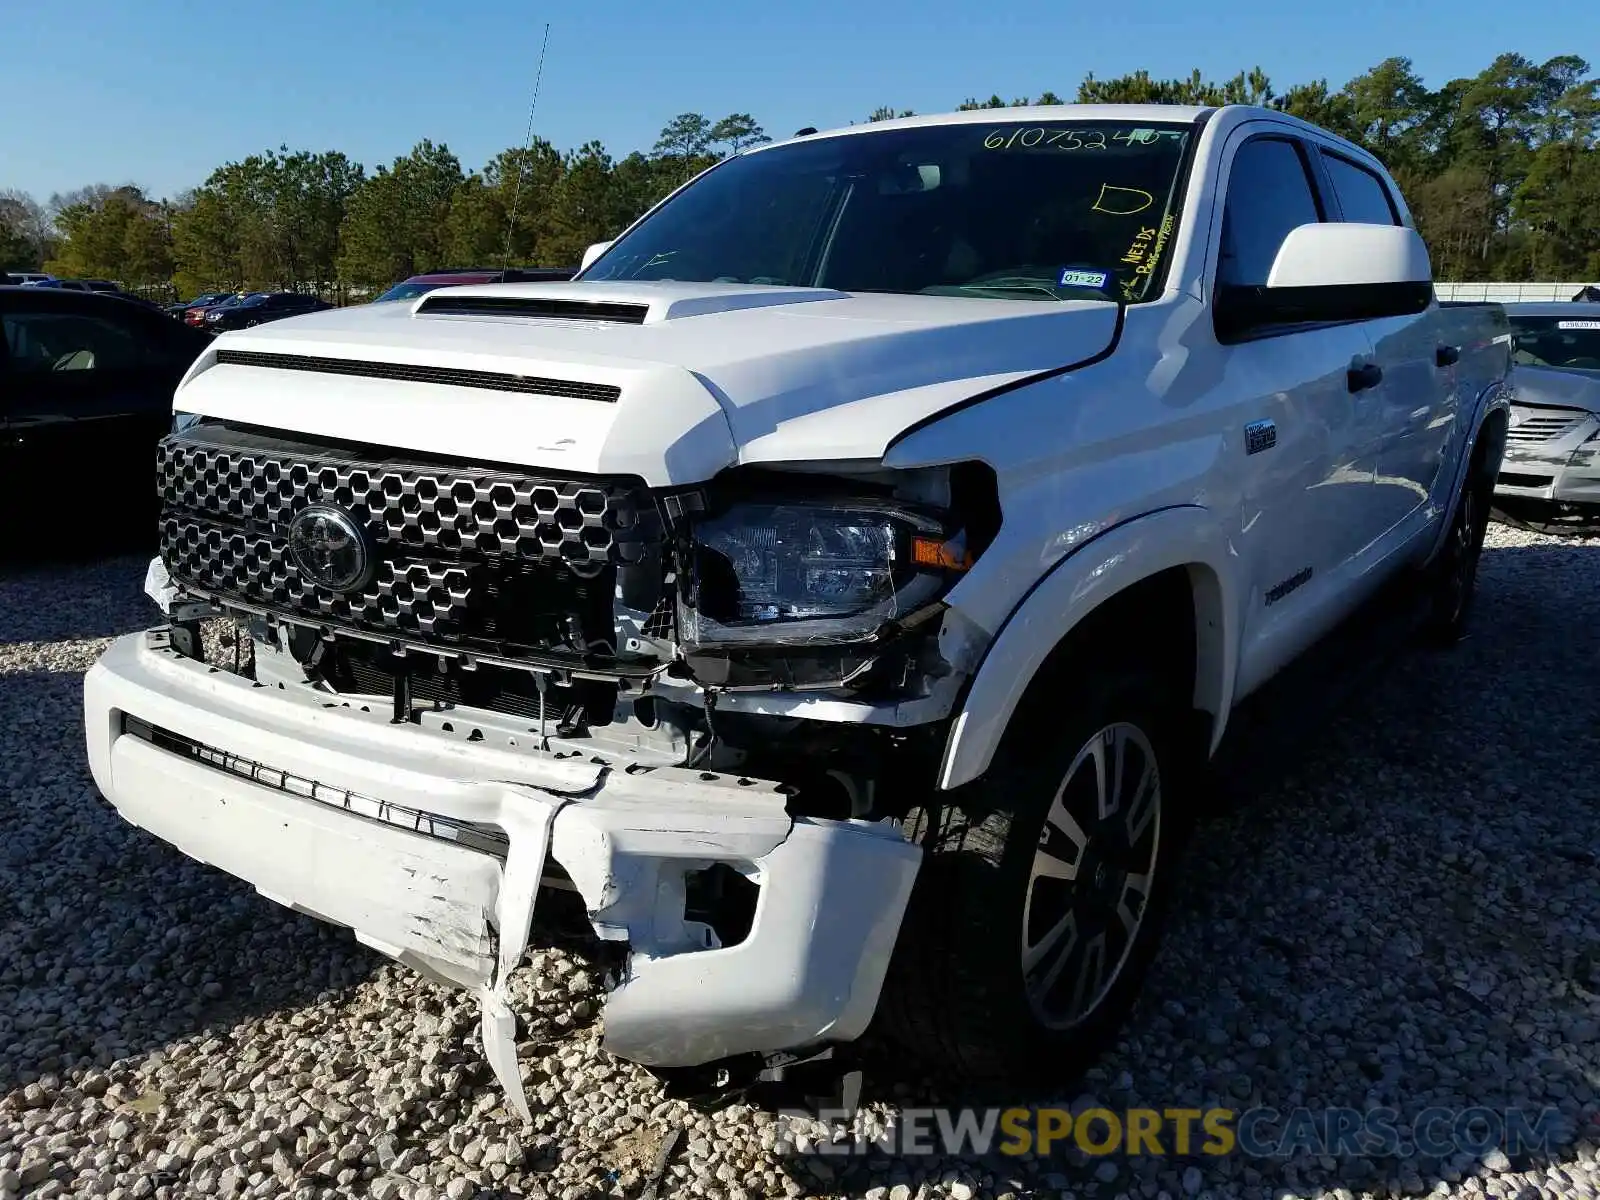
[82,630,923,1120]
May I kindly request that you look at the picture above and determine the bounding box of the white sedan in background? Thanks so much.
[1491,302,1600,533]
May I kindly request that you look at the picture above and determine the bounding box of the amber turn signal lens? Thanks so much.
[912,536,973,570]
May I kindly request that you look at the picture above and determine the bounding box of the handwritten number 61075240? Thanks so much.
[983,128,1108,151]
[981,127,1170,151]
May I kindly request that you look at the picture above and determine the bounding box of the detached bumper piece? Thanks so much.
[84,631,922,1120]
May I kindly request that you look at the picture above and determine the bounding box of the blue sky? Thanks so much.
[7,0,1597,202]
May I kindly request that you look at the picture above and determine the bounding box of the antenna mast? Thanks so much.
[502,22,551,270]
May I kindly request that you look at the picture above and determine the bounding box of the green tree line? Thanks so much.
[3,52,1596,296]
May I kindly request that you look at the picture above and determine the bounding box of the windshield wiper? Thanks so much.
[954,281,1062,298]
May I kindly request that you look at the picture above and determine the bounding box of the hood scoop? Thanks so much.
[416,293,649,324]
[411,280,849,325]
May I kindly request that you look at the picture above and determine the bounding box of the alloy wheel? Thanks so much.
[1021,722,1162,1030]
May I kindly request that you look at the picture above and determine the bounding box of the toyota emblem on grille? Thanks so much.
[287,505,375,593]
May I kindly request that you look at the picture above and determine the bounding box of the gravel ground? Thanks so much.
[2,526,1598,1200]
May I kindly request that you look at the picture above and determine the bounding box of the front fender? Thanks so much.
[937,504,1242,790]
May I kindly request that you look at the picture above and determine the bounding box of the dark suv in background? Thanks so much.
[203,291,332,332]
[371,265,575,303]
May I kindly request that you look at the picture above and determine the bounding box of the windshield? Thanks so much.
[373,282,441,303]
[582,120,1195,304]
[1511,315,1600,372]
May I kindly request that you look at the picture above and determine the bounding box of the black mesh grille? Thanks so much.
[212,348,621,402]
[157,424,658,658]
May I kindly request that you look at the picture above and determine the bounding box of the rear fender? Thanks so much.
[1426,379,1512,565]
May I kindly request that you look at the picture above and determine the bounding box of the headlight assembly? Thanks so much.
[680,499,972,649]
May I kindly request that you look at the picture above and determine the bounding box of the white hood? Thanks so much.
[175,281,1119,486]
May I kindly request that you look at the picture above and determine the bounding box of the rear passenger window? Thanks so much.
[1322,153,1400,225]
[1217,138,1322,288]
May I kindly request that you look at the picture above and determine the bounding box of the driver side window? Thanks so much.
[1218,137,1324,289]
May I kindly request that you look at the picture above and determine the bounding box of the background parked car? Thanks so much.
[184,292,250,328]
[3,272,57,286]
[36,277,121,293]
[22,277,168,312]
[370,265,575,303]
[0,284,213,550]
[165,291,234,320]
[106,292,168,315]
[1490,301,1600,533]
[203,291,331,331]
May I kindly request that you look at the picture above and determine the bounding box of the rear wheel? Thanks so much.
[1421,448,1493,645]
[880,669,1194,1089]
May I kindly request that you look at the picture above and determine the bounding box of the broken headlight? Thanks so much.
[681,500,969,648]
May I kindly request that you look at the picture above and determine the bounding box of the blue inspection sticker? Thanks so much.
[1058,268,1111,289]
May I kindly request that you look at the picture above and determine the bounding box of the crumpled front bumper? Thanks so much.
[83,630,922,1117]
[1495,407,1600,506]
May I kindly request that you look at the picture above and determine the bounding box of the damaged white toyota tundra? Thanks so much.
[84,104,1513,1113]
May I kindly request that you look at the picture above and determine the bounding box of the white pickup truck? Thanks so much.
[84,103,1511,1111]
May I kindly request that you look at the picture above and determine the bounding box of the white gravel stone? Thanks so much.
[3,528,1600,1200]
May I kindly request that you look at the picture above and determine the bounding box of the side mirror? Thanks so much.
[1219,223,1434,340]
[580,241,613,272]
[1266,222,1431,290]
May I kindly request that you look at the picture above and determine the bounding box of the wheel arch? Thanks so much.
[937,505,1241,791]
[1426,380,1512,567]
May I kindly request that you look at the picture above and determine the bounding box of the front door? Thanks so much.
[1210,130,1385,698]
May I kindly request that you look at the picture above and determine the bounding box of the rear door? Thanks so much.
[0,289,208,538]
[1314,146,1455,534]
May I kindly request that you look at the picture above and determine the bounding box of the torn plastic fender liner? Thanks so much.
[475,798,557,1123]
[471,779,922,1104]
[362,796,562,1124]
[467,770,799,1119]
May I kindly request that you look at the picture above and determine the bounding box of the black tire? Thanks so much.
[879,668,1194,1091]
[1421,446,1493,646]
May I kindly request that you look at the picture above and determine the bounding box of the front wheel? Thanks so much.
[879,670,1193,1089]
